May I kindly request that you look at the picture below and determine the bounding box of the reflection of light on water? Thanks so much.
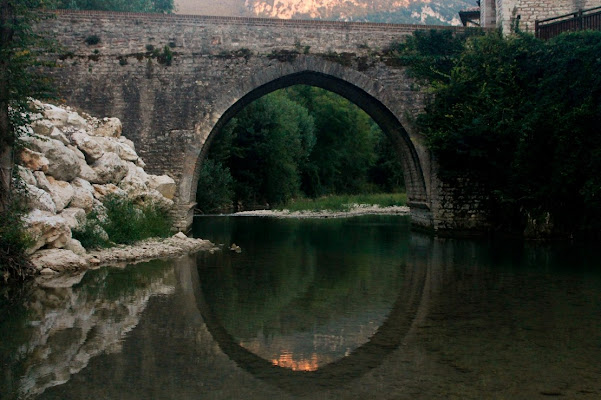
[271,351,320,371]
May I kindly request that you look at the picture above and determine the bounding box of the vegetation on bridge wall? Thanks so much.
[52,0,175,13]
[396,29,601,237]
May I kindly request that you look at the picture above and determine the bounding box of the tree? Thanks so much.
[399,29,601,236]
[1,0,56,279]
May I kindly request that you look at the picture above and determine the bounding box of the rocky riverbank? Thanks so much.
[16,101,216,278]
[229,204,410,218]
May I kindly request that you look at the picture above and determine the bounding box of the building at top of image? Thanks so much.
[460,0,601,37]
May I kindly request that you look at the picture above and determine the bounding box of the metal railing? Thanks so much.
[536,6,601,40]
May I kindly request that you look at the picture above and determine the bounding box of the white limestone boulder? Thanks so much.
[91,152,128,184]
[66,111,89,129]
[19,148,49,172]
[118,162,150,200]
[60,207,86,230]
[35,172,74,212]
[17,165,37,186]
[22,136,81,182]
[30,249,87,272]
[148,175,176,200]
[118,136,135,151]
[30,119,54,136]
[143,189,174,210]
[71,130,104,162]
[64,238,87,256]
[42,104,69,127]
[49,127,70,146]
[25,184,56,214]
[70,178,95,212]
[94,117,122,138]
[92,183,126,200]
[75,156,100,183]
[91,137,120,154]
[116,141,138,162]
[24,210,72,254]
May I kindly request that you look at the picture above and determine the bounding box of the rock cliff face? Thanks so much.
[176,0,473,25]
[17,101,177,273]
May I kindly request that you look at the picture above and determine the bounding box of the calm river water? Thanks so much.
[1,215,601,399]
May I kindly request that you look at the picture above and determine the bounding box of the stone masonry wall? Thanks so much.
[496,0,601,33]
[38,10,490,234]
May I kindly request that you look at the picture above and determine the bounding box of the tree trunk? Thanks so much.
[0,0,15,212]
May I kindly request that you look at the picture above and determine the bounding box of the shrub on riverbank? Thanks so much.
[0,198,35,283]
[396,29,601,237]
[276,192,407,212]
[73,195,172,249]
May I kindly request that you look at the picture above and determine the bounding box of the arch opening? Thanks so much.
[188,71,429,212]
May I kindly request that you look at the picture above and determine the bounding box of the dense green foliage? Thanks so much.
[73,195,173,248]
[1,0,57,281]
[54,0,174,13]
[400,29,601,236]
[196,86,405,212]
[0,190,34,282]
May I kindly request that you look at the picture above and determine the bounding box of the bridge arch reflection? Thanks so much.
[192,248,436,396]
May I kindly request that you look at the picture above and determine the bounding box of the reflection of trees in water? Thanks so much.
[196,216,410,339]
[0,261,174,400]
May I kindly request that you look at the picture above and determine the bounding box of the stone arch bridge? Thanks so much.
[40,10,488,234]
